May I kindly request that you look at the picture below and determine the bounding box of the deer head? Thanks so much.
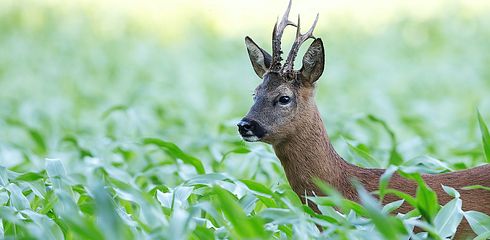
[238,0,324,145]
[237,5,490,236]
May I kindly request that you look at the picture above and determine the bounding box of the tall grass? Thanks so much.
[0,1,489,239]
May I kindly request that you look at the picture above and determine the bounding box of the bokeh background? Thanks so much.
[1,0,490,238]
[2,0,490,169]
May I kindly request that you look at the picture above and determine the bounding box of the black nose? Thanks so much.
[237,119,255,134]
[237,118,267,139]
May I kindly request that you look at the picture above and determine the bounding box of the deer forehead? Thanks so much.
[256,82,295,98]
[255,73,297,96]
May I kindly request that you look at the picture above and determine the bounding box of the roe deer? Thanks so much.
[237,0,490,237]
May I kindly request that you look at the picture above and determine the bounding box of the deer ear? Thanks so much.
[245,36,271,78]
[300,38,325,84]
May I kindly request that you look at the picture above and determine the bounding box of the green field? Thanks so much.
[1,1,490,239]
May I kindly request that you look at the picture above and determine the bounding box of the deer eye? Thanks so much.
[278,96,291,105]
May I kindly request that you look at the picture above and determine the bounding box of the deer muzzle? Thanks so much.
[237,118,267,142]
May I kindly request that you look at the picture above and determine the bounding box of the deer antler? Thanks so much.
[283,13,319,73]
[270,0,296,72]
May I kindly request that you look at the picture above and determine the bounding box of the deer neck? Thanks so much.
[272,105,365,200]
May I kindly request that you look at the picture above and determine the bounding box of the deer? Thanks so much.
[237,0,490,237]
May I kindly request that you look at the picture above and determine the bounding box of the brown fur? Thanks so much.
[242,3,489,237]
[272,91,490,238]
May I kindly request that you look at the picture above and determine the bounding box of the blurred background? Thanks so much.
[1,0,490,178]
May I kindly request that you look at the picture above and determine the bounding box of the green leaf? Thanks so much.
[346,141,380,167]
[185,173,229,186]
[6,184,30,210]
[0,167,8,186]
[464,211,490,235]
[143,138,205,174]
[411,174,439,223]
[0,192,8,205]
[192,225,215,239]
[15,172,44,182]
[92,183,133,240]
[366,114,403,166]
[442,185,460,198]
[405,218,443,240]
[0,206,22,224]
[378,165,398,201]
[313,178,368,215]
[101,104,129,119]
[25,180,47,199]
[45,159,66,178]
[60,135,94,158]
[38,190,57,214]
[434,198,463,238]
[167,208,193,240]
[260,208,298,225]
[212,186,268,238]
[224,147,251,156]
[45,158,72,195]
[402,155,453,172]
[381,200,404,214]
[474,231,490,240]
[356,183,407,239]
[219,147,251,165]
[53,191,105,239]
[21,209,64,240]
[477,111,490,162]
[240,179,274,196]
[301,205,339,225]
[4,119,48,154]
[382,189,418,207]
[28,128,47,155]
[462,185,490,191]
[240,179,276,207]
[173,186,194,209]
[239,193,258,214]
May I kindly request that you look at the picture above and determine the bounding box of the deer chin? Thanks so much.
[242,135,261,142]
[239,126,268,142]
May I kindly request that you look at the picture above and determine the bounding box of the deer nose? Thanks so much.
[237,118,258,135]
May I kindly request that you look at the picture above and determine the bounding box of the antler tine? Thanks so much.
[270,0,296,71]
[283,13,319,73]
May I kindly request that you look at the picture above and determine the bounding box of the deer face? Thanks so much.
[238,37,325,144]
[237,0,323,144]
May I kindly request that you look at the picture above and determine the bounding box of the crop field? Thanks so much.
[0,0,490,239]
